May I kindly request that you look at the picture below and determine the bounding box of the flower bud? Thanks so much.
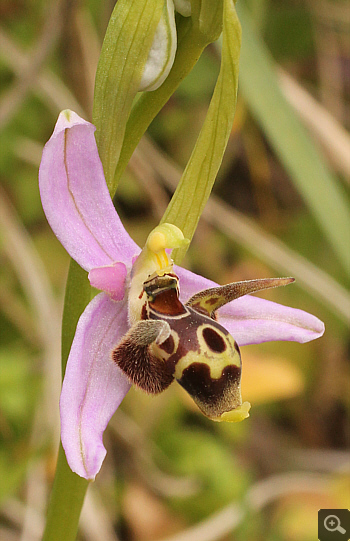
[139,0,177,91]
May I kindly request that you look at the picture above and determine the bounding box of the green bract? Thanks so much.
[162,0,241,264]
[113,0,234,190]
[174,0,191,16]
[191,0,224,42]
[93,0,164,190]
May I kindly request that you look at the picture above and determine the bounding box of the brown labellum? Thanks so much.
[113,272,294,420]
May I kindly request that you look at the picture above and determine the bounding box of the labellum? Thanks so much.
[113,225,294,422]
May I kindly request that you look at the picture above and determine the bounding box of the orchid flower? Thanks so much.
[39,110,324,481]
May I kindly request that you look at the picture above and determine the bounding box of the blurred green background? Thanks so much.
[0,0,349,540]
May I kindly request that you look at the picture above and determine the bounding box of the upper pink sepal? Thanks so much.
[39,110,139,272]
[52,109,91,137]
[88,262,128,301]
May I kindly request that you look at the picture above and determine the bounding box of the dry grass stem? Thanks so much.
[158,472,329,541]
[278,68,350,182]
[81,488,120,541]
[0,28,85,117]
[290,449,350,473]
[20,462,46,541]
[308,0,350,125]
[111,411,200,498]
[0,186,61,436]
[0,0,65,130]
[74,6,101,116]
[0,284,38,346]
[128,148,170,219]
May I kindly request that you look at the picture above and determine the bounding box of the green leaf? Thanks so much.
[237,2,350,276]
[161,0,241,263]
[93,0,164,192]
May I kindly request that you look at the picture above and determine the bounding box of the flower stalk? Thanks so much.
[42,261,90,541]
[161,0,241,262]
[40,0,324,539]
[40,109,323,483]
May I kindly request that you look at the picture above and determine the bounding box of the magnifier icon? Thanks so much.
[324,515,346,534]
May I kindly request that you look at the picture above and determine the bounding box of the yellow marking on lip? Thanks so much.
[194,326,241,379]
[174,339,240,381]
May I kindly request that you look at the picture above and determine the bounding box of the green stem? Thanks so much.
[42,446,89,541]
[42,261,91,540]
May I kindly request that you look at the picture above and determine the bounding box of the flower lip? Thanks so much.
[175,267,325,346]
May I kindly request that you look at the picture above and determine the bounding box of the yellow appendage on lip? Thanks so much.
[212,401,251,423]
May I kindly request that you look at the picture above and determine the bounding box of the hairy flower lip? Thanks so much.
[39,110,325,480]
